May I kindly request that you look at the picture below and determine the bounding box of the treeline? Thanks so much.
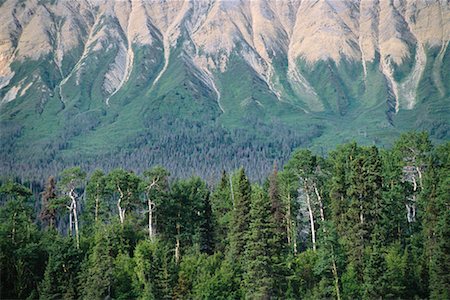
[0,132,448,299]
[0,114,322,183]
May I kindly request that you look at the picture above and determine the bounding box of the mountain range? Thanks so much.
[0,0,449,180]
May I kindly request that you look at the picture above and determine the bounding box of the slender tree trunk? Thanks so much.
[286,193,291,246]
[305,183,316,252]
[117,185,125,225]
[70,189,80,249]
[73,197,80,249]
[229,175,235,209]
[293,224,298,255]
[95,188,99,223]
[331,248,341,300]
[359,191,364,225]
[68,203,73,237]
[12,212,17,243]
[175,221,181,263]
[314,184,325,223]
[415,166,423,189]
[148,198,155,240]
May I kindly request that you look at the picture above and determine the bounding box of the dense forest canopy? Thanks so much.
[0,132,449,299]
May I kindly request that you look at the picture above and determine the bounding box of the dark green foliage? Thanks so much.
[210,170,233,253]
[79,225,115,299]
[40,234,82,299]
[176,252,240,299]
[0,133,449,299]
[199,193,214,255]
[84,170,108,226]
[229,168,252,260]
[363,227,388,299]
[133,239,174,300]
[0,182,45,299]
[421,142,450,299]
[40,176,58,229]
[242,186,278,299]
[329,144,383,272]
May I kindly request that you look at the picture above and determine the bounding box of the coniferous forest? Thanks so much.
[1,132,449,299]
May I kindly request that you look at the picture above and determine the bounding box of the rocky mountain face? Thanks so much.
[0,0,449,180]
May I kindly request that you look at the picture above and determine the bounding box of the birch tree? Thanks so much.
[86,170,107,225]
[60,167,86,249]
[284,149,325,252]
[394,132,432,224]
[142,166,169,240]
[106,169,140,226]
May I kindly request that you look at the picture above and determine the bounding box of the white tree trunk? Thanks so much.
[70,188,80,249]
[146,179,159,240]
[73,197,80,249]
[148,199,155,240]
[117,185,125,224]
[95,193,99,223]
[286,193,291,246]
[314,184,325,223]
[12,212,17,243]
[415,166,423,189]
[229,175,235,209]
[68,203,73,236]
[305,182,317,252]
[175,221,181,263]
[360,204,364,224]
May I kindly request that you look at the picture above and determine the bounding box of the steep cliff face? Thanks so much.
[0,0,449,179]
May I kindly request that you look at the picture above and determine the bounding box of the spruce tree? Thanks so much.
[40,235,82,300]
[268,164,286,243]
[199,192,214,255]
[229,168,252,260]
[210,170,233,253]
[79,224,116,299]
[421,142,450,299]
[267,166,289,295]
[243,185,276,299]
[363,226,388,299]
[40,176,57,229]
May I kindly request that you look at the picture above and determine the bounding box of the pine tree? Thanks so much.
[314,221,344,300]
[267,166,289,296]
[40,234,82,300]
[199,192,214,255]
[134,239,175,300]
[421,142,450,299]
[0,182,44,299]
[79,224,116,299]
[268,164,286,243]
[210,170,233,253]
[40,176,57,229]
[229,168,252,260]
[330,144,383,274]
[243,185,276,299]
[380,149,409,244]
[363,226,388,299]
